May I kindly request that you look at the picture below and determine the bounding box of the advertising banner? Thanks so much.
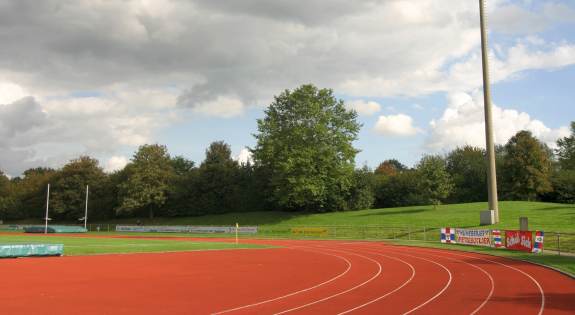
[505,230,533,252]
[116,225,258,234]
[440,227,456,243]
[532,231,544,253]
[455,229,491,247]
[492,230,503,248]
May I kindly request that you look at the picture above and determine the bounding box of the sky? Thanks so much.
[1,0,574,176]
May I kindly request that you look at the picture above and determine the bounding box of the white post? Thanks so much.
[84,185,89,229]
[45,184,50,234]
[235,222,239,245]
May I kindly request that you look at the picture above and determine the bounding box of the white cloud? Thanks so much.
[0,88,179,175]
[374,114,420,137]
[0,1,574,174]
[234,148,253,165]
[0,81,27,105]
[104,156,129,173]
[426,91,570,150]
[345,100,381,116]
[191,96,245,118]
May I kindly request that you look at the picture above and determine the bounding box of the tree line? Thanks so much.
[1,85,574,221]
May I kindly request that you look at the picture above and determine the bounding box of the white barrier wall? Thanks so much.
[115,225,258,234]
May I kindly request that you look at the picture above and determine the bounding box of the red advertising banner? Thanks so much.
[505,230,533,252]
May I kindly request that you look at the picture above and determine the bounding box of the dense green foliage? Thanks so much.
[501,131,552,200]
[446,146,487,203]
[252,85,361,211]
[0,84,572,221]
[415,155,453,207]
[556,122,575,170]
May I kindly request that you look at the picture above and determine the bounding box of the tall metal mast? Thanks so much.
[479,0,499,223]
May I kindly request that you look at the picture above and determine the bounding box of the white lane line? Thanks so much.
[212,247,352,315]
[401,249,494,315]
[408,247,545,315]
[381,249,453,315]
[337,250,416,315]
[273,246,383,315]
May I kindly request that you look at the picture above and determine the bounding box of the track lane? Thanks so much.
[1,237,574,314]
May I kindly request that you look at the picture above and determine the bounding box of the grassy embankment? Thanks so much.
[87,201,575,232]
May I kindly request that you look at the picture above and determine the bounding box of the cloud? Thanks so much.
[426,91,570,150]
[187,96,245,118]
[374,114,420,136]
[3,0,573,105]
[234,148,253,165]
[0,88,178,176]
[491,2,575,35]
[0,81,28,104]
[0,1,574,174]
[104,156,129,173]
[345,100,381,116]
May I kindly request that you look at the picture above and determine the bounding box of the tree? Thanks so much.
[374,170,425,208]
[251,84,361,211]
[445,146,487,203]
[416,155,453,207]
[502,130,552,200]
[12,168,56,219]
[0,170,17,220]
[194,141,242,214]
[163,156,196,217]
[49,156,110,220]
[117,144,174,218]
[374,159,407,177]
[347,166,376,210]
[556,121,575,170]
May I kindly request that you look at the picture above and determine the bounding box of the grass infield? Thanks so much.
[0,234,269,256]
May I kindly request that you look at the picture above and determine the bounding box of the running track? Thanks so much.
[0,238,573,314]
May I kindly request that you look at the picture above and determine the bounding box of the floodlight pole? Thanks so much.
[45,184,50,234]
[479,0,499,223]
[84,185,89,229]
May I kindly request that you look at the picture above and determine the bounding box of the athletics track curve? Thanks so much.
[0,237,573,314]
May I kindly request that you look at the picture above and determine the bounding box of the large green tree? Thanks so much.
[556,121,575,170]
[374,170,425,208]
[374,159,407,177]
[252,84,361,211]
[416,155,453,207]
[543,122,575,203]
[49,156,110,221]
[502,130,552,200]
[446,146,487,203]
[0,170,17,220]
[12,168,56,219]
[194,141,242,214]
[117,144,174,218]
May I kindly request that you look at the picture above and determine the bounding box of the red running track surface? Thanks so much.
[0,238,573,314]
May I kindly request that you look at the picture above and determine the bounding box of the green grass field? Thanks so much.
[0,234,269,256]
[82,201,575,232]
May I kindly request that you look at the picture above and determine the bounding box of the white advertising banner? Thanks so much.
[116,225,258,234]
